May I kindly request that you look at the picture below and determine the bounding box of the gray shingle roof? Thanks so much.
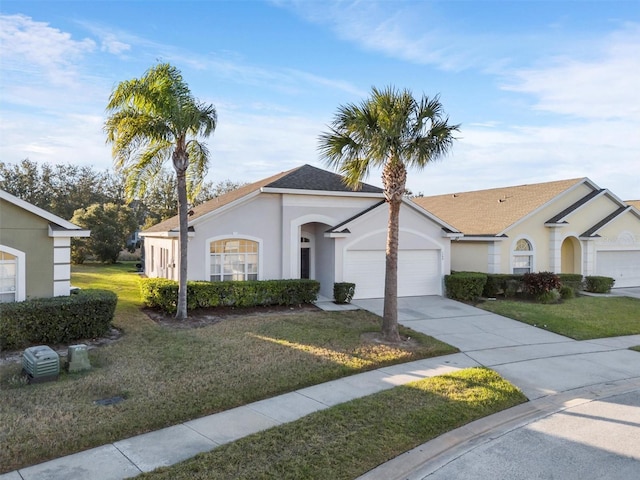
[265,164,383,193]
[142,164,382,234]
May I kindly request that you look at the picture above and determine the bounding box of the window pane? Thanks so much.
[515,239,532,251]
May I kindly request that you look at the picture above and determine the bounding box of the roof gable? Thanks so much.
[0,189,87,233]
[412,178,587,236]
[142,164,383,234]
[265,164,383,193]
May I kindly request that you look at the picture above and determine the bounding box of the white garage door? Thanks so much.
[596,251,640,288]
[345,250,441,299]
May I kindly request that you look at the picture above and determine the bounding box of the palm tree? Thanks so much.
[319,86,459,342]
[105,63,217,320]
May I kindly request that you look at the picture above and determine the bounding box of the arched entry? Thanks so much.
[561,236,581,274]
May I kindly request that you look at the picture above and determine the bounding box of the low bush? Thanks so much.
[584,276,615,293]
[538,289,561,304]
[334,283,356,304]
[483,274,524,297]
[0,290,117,350]
[445,272,487,301]
[523,272,561,300]
[141,278,320,314]
[559,285,575,299]
[558,273,583,293]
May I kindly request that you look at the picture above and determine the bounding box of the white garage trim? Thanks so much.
[344,249,441,299]
[596,250,640,288]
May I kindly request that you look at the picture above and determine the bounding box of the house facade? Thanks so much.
[0,189,90,302]
[141,165,460,299]
[413,178,640,288]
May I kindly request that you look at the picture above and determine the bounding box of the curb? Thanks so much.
[357,376,640,480]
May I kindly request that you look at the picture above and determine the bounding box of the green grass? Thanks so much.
[138,368,527,480]
[479,296,640,340]
[0,262,457,473]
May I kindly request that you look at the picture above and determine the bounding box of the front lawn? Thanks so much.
[478,296,640,340]
[139,368,527,480]
[0,262,457,473]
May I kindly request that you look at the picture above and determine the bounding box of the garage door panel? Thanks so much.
[345,250,441,299]
[596,251,640,288]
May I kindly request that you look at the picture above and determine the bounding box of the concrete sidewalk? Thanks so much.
[3,295,640,479]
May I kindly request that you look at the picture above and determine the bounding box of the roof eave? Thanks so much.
[260,187,385,198]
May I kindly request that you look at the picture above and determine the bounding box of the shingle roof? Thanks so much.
[142,164,382,234]
[266,164,383,193]
[412,178,586,236]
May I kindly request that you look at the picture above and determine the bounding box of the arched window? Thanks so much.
[0,251,17,303]
[512,238,533,274]
[210,239,259,282]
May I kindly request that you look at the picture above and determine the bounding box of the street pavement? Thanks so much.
[2,293,640,480]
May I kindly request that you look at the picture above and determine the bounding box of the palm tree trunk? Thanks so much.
[382,197,402,342]
[175,167,189,320]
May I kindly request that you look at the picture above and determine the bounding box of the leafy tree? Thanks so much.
[105,63,217,319]
[318,86,459,342]
[0,160,124,220]
[71,203,138,263]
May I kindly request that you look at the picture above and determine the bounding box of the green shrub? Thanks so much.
[333,283,356,304]
[445,272,487,301]
[141,278,320,314]
[0,290,117,350]
[523,272,561,299]
[538,289,561,304]
[558,273,583,293]
[559,285,575,299]
[584,276,615,293]
[483,274,524,297]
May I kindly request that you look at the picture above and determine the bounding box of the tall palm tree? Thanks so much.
[319,86,459,342]
[105,63,217,320]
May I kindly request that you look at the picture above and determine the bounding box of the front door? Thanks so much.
[300,247,310,279]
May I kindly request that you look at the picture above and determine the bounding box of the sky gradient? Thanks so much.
[1,0,638,200]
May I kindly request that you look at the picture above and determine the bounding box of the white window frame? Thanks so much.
[206,235,263,282]
[0,245,26,302]
[512,237,535,274]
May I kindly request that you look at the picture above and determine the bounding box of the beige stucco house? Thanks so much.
[141,165,460,300]
[0,189,90,302]
[413,178,640,288]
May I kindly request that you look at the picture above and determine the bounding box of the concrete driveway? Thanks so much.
[354,295,640,480]
[611,286,640,299]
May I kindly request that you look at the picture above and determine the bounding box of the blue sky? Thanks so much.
[1,0,639,199]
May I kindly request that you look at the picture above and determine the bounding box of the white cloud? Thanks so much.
[503,24,640,121]
[0,14,96,86]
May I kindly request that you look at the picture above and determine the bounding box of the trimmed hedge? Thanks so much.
[584,276,615,293]
[333,283,356,304]
[445,272,487,301]
[0,289,117,350]
[558,273,584,293]
[141,278,321,314]
[482,274,524,298]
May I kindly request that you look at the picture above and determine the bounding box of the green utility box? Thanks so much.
[22,345,60,384]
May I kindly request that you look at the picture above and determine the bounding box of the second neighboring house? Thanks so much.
[0,189,91,302]
[413,178,640,288]
[141,164,460,300]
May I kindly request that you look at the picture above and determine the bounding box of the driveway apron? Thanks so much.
[353,295,640,480]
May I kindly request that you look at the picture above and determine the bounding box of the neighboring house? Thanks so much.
[0,189,90,302]
[140,164,460,300]
[413,178,640,288]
